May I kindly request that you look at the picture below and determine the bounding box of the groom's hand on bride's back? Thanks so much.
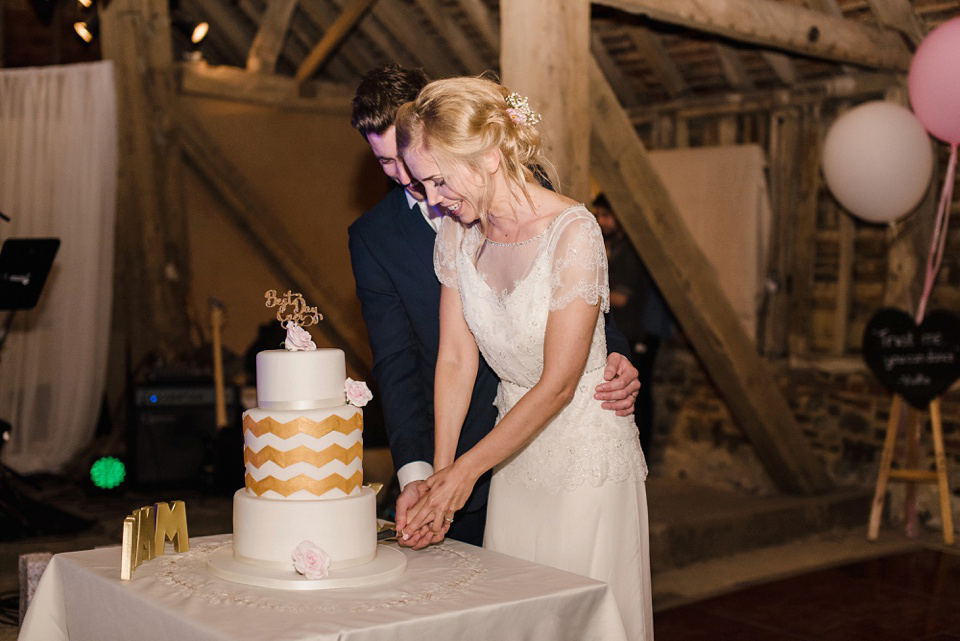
[594,352,640,417]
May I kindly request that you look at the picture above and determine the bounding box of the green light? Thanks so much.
[90,456,126,489]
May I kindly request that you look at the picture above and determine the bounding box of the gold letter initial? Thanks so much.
[154,500,190,553]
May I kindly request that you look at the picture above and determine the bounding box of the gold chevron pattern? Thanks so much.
[244,442,363,469]
[243,413,362,440]
[244,471,363,497]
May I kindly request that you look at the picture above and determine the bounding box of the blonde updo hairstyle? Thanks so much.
[395,75,554,228]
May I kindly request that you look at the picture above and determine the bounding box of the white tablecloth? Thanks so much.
[18,535,628,641]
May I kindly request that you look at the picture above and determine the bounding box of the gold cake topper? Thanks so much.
[265,289,322,328]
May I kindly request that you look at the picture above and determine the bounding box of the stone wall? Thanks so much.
[651,341,960,529]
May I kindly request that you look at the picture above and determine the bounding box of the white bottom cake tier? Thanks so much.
[207,543,407,591]
[232,486,377,570]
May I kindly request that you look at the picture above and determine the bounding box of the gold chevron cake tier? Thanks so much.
[242,409,364,500]
[244,471,364,497]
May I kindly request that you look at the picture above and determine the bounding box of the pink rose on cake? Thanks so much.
[284,324,316,351]
[292,541,330,579]
[344,378,373,407]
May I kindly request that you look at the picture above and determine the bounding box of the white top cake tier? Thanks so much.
[256,348,346,410]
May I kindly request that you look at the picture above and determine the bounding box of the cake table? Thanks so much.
[19,534,629,641]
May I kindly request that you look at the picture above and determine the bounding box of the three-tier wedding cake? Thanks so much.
[207,290,406,589]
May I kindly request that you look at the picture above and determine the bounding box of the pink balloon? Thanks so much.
[909,16,960,145]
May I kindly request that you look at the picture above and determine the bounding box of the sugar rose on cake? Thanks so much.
[292,541,331,580]
[285,323,316,351]
[345,378,373,407]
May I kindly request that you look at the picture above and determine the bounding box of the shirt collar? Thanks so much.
[404,189,443,233]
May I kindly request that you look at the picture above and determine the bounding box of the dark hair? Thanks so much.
[351,65,429,137]
[592,193,612,211]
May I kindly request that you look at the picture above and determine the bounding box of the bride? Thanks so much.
[395,76,653,640]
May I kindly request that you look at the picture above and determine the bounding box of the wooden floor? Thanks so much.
[655,548,960,640]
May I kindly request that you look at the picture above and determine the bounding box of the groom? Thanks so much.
[348,65,640,548]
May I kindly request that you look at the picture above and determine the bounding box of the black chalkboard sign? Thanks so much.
[862,308,960,409]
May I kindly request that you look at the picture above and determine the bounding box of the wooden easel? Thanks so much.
[868,394,954,544]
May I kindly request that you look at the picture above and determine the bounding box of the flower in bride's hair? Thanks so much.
[504,92,541,126]
[284,323,316,351]
[292,541,330,579]
[345,378,374,407]
[506,107,526,125]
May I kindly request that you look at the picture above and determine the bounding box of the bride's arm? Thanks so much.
[399,284,478,545]
[406,297,600,534]
[434,283,479,471]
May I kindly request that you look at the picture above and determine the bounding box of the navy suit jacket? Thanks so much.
[348,186,630,515]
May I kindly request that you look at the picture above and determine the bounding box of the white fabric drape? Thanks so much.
[0,61,117,473]
[649,145,772,341]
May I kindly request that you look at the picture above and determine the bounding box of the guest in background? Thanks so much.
[592,194,673,456]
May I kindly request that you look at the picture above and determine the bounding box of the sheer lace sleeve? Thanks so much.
[548,208,610,312]
[433,215,461,289]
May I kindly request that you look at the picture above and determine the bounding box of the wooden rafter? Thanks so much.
[627,27,687,97]
[596,0,912,71]
[588,55,832,494]
[179,62,356,112]
[186,0,253,63]
[591,28,642,110]
[365,0,461,77]
[865,0,927,47]
[237,0,355,81]
[295,0,378,85]
[455,0,499,53]
[715,43,754,92]
[247,0,298,74]
[761,51,797,85]
[411,0,490,74]
[300,0,408,68]
[175,110,373,376]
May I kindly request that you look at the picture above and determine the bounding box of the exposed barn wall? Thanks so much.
[635,90,960,524]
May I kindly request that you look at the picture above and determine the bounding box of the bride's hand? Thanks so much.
[404,463,478,538]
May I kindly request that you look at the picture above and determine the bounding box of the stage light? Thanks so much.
[191,21,209,44]
[74,15,98,43]
[89,456,126,490]
[173,17,209,46]
[78,0,92,8]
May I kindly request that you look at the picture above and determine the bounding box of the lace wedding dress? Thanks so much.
[435,205,653,641]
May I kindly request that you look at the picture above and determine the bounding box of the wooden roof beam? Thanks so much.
[295,0,378,85]
[187,0,253,64]
[865,0,927,47]
[175,109,373,376]
[715,43,754,92]
[761,51,797,85]
[411,0,490,74]
[247,0,298,74]
[591,28,643,109]
[596,0,912,71]
[587,55,832,494]
[627,26,687,97]
[300,0,408,67]
[366,0,461,77]
[455,0,499,53]
[179,61,356,112]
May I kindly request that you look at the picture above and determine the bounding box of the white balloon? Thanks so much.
[822,101,934,223]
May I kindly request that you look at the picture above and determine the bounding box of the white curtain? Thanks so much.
[0,61,117,474]
[649,145,772,342]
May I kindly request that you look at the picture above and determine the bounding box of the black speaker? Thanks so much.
[129,383,239,489]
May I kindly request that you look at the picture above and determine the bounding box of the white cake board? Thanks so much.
[207,543,407,591]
